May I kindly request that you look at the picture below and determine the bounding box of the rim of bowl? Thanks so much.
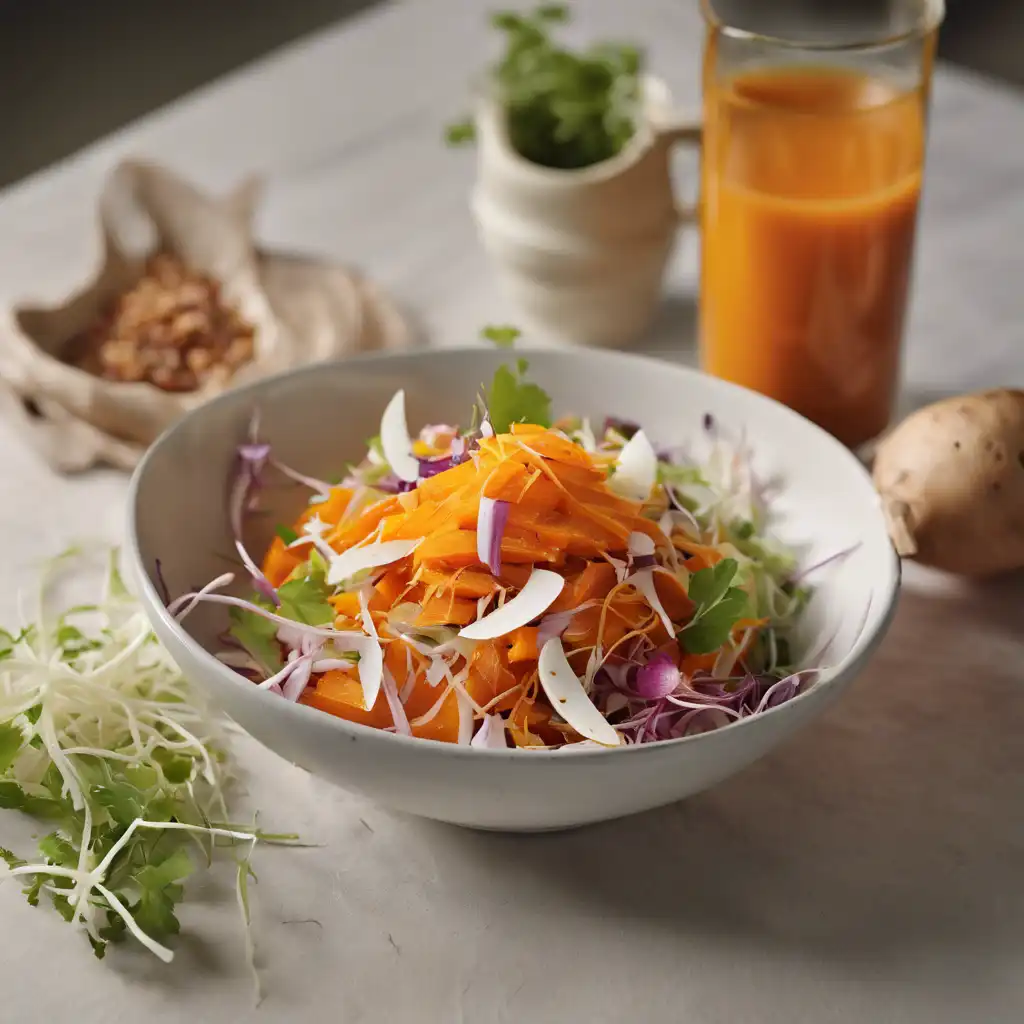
[126,345,902,761]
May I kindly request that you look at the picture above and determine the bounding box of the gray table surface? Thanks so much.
[0,1,1022,1021]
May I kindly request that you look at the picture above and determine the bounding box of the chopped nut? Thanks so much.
[64,251,256,392]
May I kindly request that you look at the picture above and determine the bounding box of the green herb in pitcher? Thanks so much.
[446,4,644,171]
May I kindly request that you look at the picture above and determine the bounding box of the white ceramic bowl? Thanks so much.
[126,347,899,831]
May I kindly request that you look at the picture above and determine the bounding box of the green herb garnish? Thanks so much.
[481,324,522,348]
[486,358,553,433]
[447,4,643,171]
[678,558,750,655]
[0,550,294,964]
[275,524,299,545]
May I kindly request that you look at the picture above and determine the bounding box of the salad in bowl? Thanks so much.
[166,333,853,753]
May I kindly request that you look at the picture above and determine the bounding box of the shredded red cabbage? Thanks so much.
[790,544,861,584]
[229,437,279,605]
[476,496,510,576]
[417,453,461,479]
[153,558,171,606]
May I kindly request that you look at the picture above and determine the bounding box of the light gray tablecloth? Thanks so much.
[0,2,1021,1021]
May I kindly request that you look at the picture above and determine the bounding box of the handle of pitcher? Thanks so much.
[655,115,703,226]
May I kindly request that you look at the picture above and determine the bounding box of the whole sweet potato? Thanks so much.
[872,389,1024,575]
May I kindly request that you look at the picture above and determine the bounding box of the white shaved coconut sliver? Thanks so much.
[629,569,674,637]
[610,429,657,502]
[627,531,656,557]
[471,713,509,749]
[459,568,564,640]
[456,691,474,745]
[327,539,420,585]
[352,635,383,714]
[606,556,628,583]
[354,586,384,712]
[425,656,449,688]
[538,638,620,747]
[380,389,420,483]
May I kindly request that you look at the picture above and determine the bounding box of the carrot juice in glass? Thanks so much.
[698,1,945,449]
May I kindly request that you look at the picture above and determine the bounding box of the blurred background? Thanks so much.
[0,0,1018,190]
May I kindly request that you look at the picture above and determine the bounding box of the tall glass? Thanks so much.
[698,0,944,449]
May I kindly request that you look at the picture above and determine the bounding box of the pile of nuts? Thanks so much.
[66,252,255,392]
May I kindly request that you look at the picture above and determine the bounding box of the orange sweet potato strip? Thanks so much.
[482,459,529,502]
[653,570,695,623]
[466,641,517,706]
[420,568,499,599]
[302,669,393,724]
[327,495,402,549]
[506,626,539,664]
[262,537,303,588]
[416,593,479,627]
[414,529,560,569]
[415,458,481,503]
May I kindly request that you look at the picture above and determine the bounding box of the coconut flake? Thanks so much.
[425,655,449,688]
[628,532,656,557]
[470,713,509,750]
[287,514,338,563]
[327,539,420,586]
[459,568,564,640]
[628,569,674,637]
[380,389,420,483]
[576,419,597,453]
[606,555,628,583]
[381,666,411,735]
[536,602,595,648]
[456,691,474,745]
[538,638,620,747]
[609,429,657,502]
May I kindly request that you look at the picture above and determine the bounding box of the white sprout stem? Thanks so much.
[36,701,85,810]
[93,819,258,880]
[94,882,175,963]
[79,618,152,681]
[71,799,94,926]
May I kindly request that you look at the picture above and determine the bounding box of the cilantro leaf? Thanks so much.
[679,590,749,655]
[0,781,68,819]
[0,845,24,869]
[56,624,102,659]
[137,848,194,891]
[445,119,476,146]
[275,524,299,545]
[0,722,24,773]
[92,773,149,827]
[0,625,34,661]
[278,579,334,626]
[132,886,182,940]
[38,832,78,866]
[229,606,284,675]
[678,559,749,655]
[278,555,334,626]
[152,746,195,785]
[686,559,739,610]
[481,324,522,348]
[106,549,130,600]
[485,360,553,433]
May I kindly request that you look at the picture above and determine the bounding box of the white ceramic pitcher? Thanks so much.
[470,76,700,348]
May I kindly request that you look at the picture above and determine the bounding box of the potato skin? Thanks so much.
[872,389,1024,575]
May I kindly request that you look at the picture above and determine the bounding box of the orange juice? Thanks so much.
[699,67,927,448]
